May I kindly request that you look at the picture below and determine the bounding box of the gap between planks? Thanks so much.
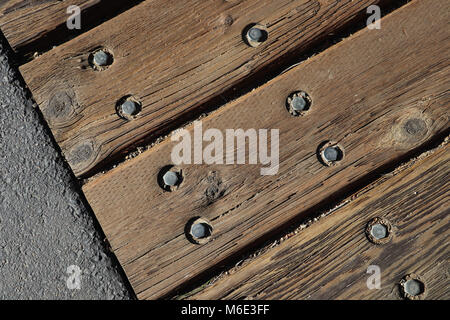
[0,0,144,59]
[19,0,397,176]
[183,140,450,300]
[174,135,450,299]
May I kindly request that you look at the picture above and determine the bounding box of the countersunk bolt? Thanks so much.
[323,147,339,162]
[163,171,179,187]
[121,100,138,117]
[400,274,426,300]
[365,217,392,245]
[90,49,113,70]
[248,27,263,42]
[370,223,388,240]
[404,280,423,296]
[244,24,268,47]
[192,223,210,239]
[116,96,141,120]
[93,50,109,66]
[158,166,182,191]
[318,142,344,166]
[186,218,213,244]
[286,91,312,116]
[291,96,306,111]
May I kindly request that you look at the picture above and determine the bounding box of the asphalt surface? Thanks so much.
[0,32,134,299]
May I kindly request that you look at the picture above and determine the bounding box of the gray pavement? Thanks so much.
[0,32,134,300]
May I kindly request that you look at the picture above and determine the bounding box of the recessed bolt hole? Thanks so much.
[186,218,213,244]
[158,165,183,191]
[244,24,268,47]
[318,142,344,166]
[116,96,142,120]
[286,91,312,116]
[400,275,426,300]
[89,49,113,70]
[365,217,392,245]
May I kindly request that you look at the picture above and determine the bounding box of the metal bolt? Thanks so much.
[117,96,141,120]
[191,223,210,239]
[158,166,183,191]
[291,96,307,111]
[400,274,426,300]
[248,27,264,42]
[245,24,268,47]
[403,279,423,296]
[187,218,213,244]
[366,217,392,245]
[163,171,179,187]
[121,100,138,117]
[370,223,388,240]
[323,146,340,162]
[93,50,109,67]
[286,91,311,116]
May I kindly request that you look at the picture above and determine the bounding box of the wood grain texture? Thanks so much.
[186,143,450,300]
[20,0,392,176]
[0,0,95,50]
[0,0,144,55]
[82,0,450,299]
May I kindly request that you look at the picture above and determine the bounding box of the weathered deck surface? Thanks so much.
[0,0,94,50]
[185,142,449,300]
[7,0,449,300]
[0,0,141,56]
[19,0,390,176]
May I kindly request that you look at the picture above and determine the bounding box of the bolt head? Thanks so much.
[286,91,311,116]
[291,96,307,111]
[191,223,211,239]
[366,217,392,245]
[323,147,339,162]
[121,100,138,116]
[93,50,109,67]
[163,171,179,187]
[248,27,264,42]
[403,279,424,297]
[370,223,388,240]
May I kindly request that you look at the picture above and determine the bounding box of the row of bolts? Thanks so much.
[91,24,425,299]
[89,24,344,241]
[91,24,269,118]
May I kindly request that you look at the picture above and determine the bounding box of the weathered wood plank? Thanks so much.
[186,142,450,300]
[0,0,140,54]
[20,0,394,176]
[83,0,449,299]
[0,0,92,50]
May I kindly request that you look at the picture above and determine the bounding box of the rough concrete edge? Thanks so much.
[0,29,137,300]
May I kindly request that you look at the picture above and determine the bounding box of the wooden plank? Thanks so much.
[0,0,140,54]
[0,0,93,50]
[19,0,394,176]
[185,142,450,300]
[83,0,450,299]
